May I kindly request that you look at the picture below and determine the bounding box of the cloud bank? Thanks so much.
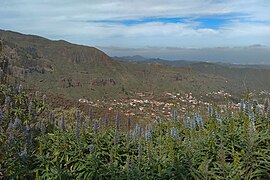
[1,0,270,62]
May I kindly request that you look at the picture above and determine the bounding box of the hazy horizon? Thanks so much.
[100,45,270,64]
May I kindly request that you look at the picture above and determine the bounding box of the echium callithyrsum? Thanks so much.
[115,111,120,129]
[170,127,179,138]
[208,104,213,116]
[127,116,131,129]
[80,115,84,125]
[249,112,255,134]
[195,112,204,129]
[60,115,65,131]
[76,110,80,121]
[172,109,178,121]
[125,132,130,143]
[189,117,196,130]
[7,121,13,132]
[25,124,32,146]
[93,121,98,134]
[256,104,260,113]
[18,84,23,93]
[13,117,21,129]
[184,112,190,129]
[240,99,245,112]
[25,124,30,134]
[134,124,141,135]
[49,113,55,123]
[75,124,80,138]
[5,96,10,106]
[19,147,27,157]
[155,118,164,125]
[245,100,250,115]
[215,111,222,125]
[135,124,142,136]
[131,130,136,140]
[89,144,94,154]
[7,134,14,145]
[145,125,151,142]
[40,121,46,133]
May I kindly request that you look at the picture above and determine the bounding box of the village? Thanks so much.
[77,89,269,120]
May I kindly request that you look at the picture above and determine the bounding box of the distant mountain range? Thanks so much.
[1,29,270,101]
[113,55,270,69]
[113,55,196,67]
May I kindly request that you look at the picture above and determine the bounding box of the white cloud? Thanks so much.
[0,0,270,50]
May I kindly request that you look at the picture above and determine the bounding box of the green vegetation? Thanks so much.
[1,30,270,101]
[1,29,270,179]
[0,83,269,179]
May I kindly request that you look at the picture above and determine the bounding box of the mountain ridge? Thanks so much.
[113,55,270,69]
[1,29,270,101]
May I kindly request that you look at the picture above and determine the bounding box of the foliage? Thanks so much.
[0,84,269,179]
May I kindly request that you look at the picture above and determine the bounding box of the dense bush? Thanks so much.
[0,84,269,179]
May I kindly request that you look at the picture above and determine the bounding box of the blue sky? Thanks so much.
[93,17,188,26]
[92,13,244,29]
[0,0,270,62]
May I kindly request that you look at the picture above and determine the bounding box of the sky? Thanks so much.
[1,0,270,63]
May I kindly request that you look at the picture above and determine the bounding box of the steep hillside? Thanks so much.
[0,30,135,99]
[190,62,270,94]
[1,30,270,101]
